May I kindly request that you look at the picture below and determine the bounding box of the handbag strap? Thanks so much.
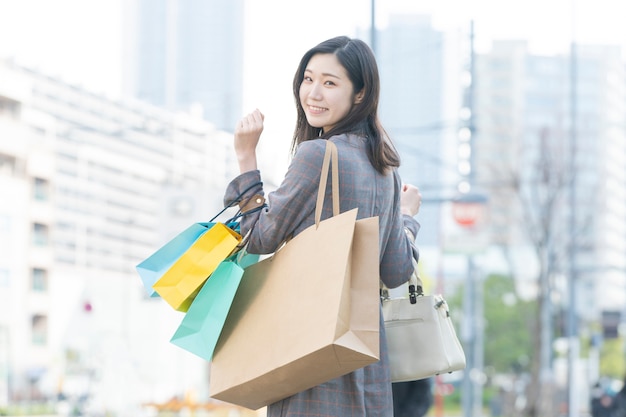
[315,140,340,226]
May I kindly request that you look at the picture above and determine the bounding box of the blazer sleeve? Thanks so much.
[379,169,421,289]
[223,140,327,255]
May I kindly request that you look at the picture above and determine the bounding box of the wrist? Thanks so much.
[401,207,414,217]
[237,153,258,173]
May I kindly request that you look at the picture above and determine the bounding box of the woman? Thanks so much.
[224,36,421,416]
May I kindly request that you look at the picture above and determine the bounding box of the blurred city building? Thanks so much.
[472,40,626,313]
[375,15,464,247]
[0,59,241,414]
[124,0,245,132]
[372,17,626,315]
[371,16,626,414]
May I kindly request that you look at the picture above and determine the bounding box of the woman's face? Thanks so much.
[299,53,360,133]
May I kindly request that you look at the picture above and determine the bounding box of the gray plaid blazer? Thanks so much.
[223,134,419,416]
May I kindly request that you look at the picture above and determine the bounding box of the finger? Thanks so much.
[251,110,264,126]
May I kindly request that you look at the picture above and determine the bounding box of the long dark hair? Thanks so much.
[291,36,400,174]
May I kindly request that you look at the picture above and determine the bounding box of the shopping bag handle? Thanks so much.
[211,181,266,224]
[238,141,337,253]
[315,141,340,226]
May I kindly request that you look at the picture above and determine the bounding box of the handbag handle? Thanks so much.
[407,257,425,301]
[381,257,424,304]
[315,140,340,226]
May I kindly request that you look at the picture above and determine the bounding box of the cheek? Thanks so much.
[299,85,308,105]
[337,95,354,115]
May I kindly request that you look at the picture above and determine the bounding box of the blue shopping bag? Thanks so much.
[136,223,210,297]
[136,221,240,298]
[169,250,259,361]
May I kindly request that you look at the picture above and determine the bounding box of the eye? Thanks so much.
[324,80,336,86]
[303,76,313,83]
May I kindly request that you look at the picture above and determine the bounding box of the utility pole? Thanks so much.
[567,9,579,417]
[460,19,484,417]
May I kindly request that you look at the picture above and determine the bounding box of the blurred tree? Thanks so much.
[487,128,561,417]
[448,274,535,374]
[481,274,535,373]
[599,338,626,379]
[481,127,572,417]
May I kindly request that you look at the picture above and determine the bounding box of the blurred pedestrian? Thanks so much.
[613,375,626,417]
[392,378,433,417]
[226,35,421,417]
[590,381,613,417]
[489,387,505,417]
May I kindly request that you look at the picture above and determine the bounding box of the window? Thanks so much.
[0,153,16,176]
[0,96,20,119]
[0,215,8,234]
[33,178,50,201]
[0,269,8,287]
[31,268,48,292]
[32,314,48,345]
[32,223,49,246]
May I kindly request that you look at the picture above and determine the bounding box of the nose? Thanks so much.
[307,82,323,100]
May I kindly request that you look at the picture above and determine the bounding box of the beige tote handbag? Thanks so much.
[382,257,466,382]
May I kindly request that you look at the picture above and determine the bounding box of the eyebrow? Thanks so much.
[304,68,341,80]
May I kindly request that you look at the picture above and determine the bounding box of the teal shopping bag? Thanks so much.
[136,221,240,298]
[169,251,259,361]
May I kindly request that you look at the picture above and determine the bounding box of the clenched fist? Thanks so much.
[400,184,422,217]
[234,109,264,173]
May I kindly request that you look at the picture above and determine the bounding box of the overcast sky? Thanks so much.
[2,0,623,179]
[0,0,623,99]
[1,0,624,188]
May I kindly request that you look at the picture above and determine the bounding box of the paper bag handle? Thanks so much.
[315,140,340,226]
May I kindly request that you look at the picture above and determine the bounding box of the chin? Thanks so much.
[305,119,324,129]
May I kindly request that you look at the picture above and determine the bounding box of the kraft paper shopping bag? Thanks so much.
[136,222,213,298]
[209,141,380,410]
[169,251,259,361]
[152,222,242,312]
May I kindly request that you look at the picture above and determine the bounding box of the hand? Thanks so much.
[234,109,264,173]
[400,184,422,217]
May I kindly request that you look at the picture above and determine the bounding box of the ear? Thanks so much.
[354,90,365,104]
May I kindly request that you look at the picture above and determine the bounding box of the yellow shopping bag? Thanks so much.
[152,222,242,312]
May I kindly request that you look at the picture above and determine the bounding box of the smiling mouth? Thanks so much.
[307,105,327,114]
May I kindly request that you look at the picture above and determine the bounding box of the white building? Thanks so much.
[0,59,245,414]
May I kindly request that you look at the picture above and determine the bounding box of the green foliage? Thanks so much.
[599,338,626,378]
[448,273,536,374]
[483,274,537,373]
[0,403,55,415]
[441,386,462,412]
